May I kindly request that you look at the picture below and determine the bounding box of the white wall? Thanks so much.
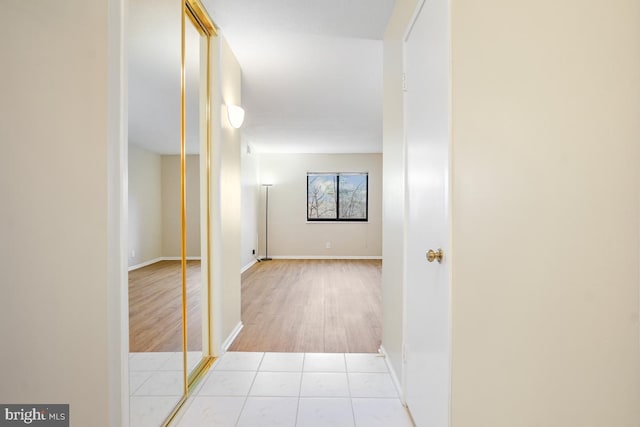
[449,1,640,425]
[128,145,162,266]
[161,155,201,258]
[381,0,418,389]
[209,34,242,354]
[257,153,382,258]
[241,140,259,270]
[0,1,119,425]
[127,150,201,266]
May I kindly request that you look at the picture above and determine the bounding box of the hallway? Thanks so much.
[4,1,640,426]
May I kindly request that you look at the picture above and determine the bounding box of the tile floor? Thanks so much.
[129,351,202,427]
[173,352,414,427]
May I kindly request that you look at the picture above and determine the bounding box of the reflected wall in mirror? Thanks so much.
[184,8,204,371]
[127,0,185,424]
[127,0,216,425]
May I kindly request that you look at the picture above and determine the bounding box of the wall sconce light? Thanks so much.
[226,104,245,128]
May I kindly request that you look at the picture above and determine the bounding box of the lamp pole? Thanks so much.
[262,184,272,261]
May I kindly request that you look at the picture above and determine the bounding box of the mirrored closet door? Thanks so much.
[182,0,216,390]
[127,0,216,425]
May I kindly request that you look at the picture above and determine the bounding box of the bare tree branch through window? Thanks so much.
[307,173,368,221]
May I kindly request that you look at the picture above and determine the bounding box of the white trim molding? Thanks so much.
[379,345,404,402]
[266,255,383,260]
[128,256,202,271]
[241,259,258,274]
[127,257,163,271]
[222,321,244,352]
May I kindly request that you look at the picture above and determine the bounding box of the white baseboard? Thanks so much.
[128,256,202,271]
[222,321,244,352]
[162,256,202,261]
[241,259,258,274]
[379,345,404,402]
[266,255,383,260]
[128,257,163,271]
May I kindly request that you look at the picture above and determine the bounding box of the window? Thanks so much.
[307,172,368,221]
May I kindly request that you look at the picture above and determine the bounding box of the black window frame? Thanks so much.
[306,172,369,222]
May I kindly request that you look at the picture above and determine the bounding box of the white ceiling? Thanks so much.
[128,0,394,155]
[207,0,394,154]
[129,0,177,154]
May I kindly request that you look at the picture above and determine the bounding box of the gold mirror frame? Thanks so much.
[163,1,216,425]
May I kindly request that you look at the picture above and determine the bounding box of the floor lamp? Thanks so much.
[262,184,273,261]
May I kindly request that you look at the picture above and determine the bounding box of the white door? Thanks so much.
[403,0,451,425]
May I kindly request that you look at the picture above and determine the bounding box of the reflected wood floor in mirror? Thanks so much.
[129,260,202,352]
[229,259,382,353]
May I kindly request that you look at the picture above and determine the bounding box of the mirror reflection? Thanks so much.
[127,0,184,424]
[184,12,204,373]
[127,0,213,425]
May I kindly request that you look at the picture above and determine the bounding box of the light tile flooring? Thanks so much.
[173,352,414,427]
[129,351,202,427]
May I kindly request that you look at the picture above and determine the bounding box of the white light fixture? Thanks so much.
[226,104,245,128]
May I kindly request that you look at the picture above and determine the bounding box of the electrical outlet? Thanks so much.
[130,249,135,258]
[325,241,331,249]
[252,249,255,255]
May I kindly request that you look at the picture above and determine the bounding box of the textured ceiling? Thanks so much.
[128,0,394,155]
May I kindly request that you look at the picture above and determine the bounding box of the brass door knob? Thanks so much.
[426,248,444,263]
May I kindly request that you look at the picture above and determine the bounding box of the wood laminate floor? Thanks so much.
[128,260,202,352]
[229,259,382,353]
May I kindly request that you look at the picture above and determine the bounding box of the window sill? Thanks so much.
[305,221,370,224]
